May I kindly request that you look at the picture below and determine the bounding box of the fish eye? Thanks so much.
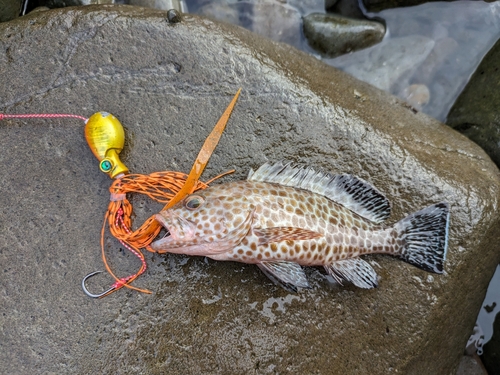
[184,195,204,210]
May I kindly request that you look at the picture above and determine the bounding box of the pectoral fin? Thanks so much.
[254,227,322,246]
[257,261,310,293]
[324,258,378,289]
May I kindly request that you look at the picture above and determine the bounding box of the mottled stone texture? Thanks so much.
[0,6,499,374]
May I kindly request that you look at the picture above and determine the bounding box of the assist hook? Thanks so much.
[81,271,116,298]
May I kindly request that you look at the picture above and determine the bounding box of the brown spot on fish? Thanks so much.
[246,250,253,256]
[257,253,263,260]
[270,243,278,252]
[250,242,257,251]
[238,249,244,255]
[264,251,271,257]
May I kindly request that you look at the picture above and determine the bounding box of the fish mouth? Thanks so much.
[151,211,196,251]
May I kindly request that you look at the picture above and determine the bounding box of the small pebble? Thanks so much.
[167,9,182,23]
[402,84,430,110]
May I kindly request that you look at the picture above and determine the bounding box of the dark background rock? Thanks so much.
[482,311,500,375]
[328,0,367,19]
[0,0,21,22]
[446,37,500,168]
[362,0,456,12]
[1,5,500,374]
[303,12,385,58]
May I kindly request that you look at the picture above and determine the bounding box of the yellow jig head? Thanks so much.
[85,112,129,178]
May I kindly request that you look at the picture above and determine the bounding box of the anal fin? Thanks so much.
[254,227,322,246]
[324,258,378,289]
[257,261,310,293]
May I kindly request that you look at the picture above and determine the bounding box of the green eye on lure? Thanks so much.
[84,111,129,179]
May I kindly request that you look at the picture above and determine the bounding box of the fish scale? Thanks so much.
[152,161,450,292]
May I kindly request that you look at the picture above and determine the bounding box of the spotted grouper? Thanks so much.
[151,161,450,292]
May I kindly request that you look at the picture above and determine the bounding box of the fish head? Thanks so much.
[151,192,255,255]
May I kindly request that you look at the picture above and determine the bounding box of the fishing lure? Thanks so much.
[1,88,241,297]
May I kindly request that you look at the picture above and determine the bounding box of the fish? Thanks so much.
[151,161,450,292]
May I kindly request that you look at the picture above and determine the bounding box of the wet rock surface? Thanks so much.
[1,6,500,374]
[446,37,500,168]
[303,12,385,58]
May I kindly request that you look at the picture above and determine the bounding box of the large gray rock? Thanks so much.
[1,5,499,374]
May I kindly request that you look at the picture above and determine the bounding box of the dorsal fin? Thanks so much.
[248,161,391,223]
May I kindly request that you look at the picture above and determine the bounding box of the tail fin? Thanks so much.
[394,202,450,273]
